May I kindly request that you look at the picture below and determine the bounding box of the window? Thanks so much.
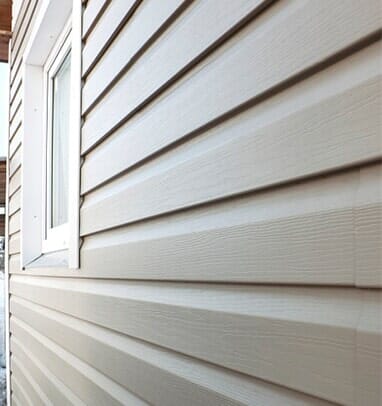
[43,27,71,253]
[21,0,81,269]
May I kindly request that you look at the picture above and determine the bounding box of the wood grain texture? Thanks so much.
[82,0,138,76]
[9,232,20,255]
[83,33,381,176]
[10,0,39,73]
[11,356,52,405]
[11,165,381,288]
[8,188,20,216]
[80,169,359,283]
[9,98,21,124]
[10,296,336,406]
[81,56,382,233]
[9,106,22,144]
[9,275,382,405]
[8,148,21,179]
[10,317,149,406]
[7,0,382,404]
[11,337,86,405]
[81,0,382,153]
[355,164,382,287]
[9,63,22,101]
[82,0,265,113]
[11,377,34,406]
[9,211,20,236]
[8,167,21,198]
[355,291,382,405]
[81,28,382,196]
[9,124,21,159]
[82,0,109,39]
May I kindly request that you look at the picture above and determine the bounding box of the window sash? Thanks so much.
[42,21,71,253]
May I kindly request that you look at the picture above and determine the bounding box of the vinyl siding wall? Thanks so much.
[7,0,382,405]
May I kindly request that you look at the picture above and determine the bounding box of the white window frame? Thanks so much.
[21,0,81,269]
[42,22,71,254]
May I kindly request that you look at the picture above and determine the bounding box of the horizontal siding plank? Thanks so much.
[10,55,22,91]
[10,0,33,52]
[9,232,20,255]
[355,293,382,405]
[9,106,22,143]
[10,90,22,123]
[81,67,382,234]
[11,356,52,405]
[9,255,21,274]
[10,276,382,405]
[82,0,264,113]
[11,164,380,286]
[81,0,382,153]
[11,296,336,406]
[11,395,24,406]
[83,0,109,39]
[8,167,21,198]
[9,101,21,131]
[355,164,382,287]
[81,40,381,194]
[81,169,359,284]
[9,146,21,178]
[11,377,34,406]
[8,189,21,217]
[10,0,39,79]
[82,0,138,76]
[9,68,22,105]
[11,337,86,405]
[10,317,148,406]
[83,0,185,113]
[9,211,20,236]
[9,124,21,159]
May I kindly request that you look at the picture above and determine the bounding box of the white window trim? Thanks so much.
[42,22,71,254]
[21,0,81,269]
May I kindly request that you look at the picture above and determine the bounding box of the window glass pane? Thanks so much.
[51,51,71,228]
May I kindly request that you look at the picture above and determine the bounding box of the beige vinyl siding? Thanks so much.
[8,1,382,406]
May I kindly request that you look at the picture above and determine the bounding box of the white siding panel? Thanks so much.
[8,167,21,198]
[81,0,382,153]
[11,337,86,405]
[9,107,22,144]
[8,188,21,216]
[11,296,336,406]
[11,379,33,406]
[82,0,267,113]
[9,211,20,236]
[9,232,20,255]
[82,0,185,113]
[9,124,21,159]
[82,0,108,39]
[82,40,382,194]
[355,292,382,405]
[10,317,149,406]
[81,71,381,234]
[11,357,52,405]
[82,0,138,75]
[9,145,21,178]
[10,275,382,405]
[8,0,382,404]
[81,169,359,284]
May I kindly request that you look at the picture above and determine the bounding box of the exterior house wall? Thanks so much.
[7,0,382,405]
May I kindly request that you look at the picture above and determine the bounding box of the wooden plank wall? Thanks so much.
[8,0,382,405]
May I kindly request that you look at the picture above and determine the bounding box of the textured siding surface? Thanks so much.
[7,0,382,405]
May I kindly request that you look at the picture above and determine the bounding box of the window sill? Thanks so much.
[24,250,68,269]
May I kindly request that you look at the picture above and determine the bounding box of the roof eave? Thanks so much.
[0,1,12,62]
